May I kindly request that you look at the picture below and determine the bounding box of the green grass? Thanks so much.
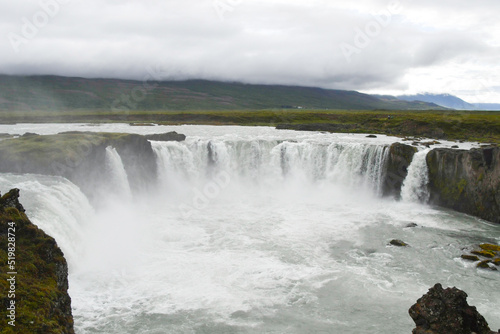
[1,109,498,143]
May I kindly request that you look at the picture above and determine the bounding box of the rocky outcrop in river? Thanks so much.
[409,283,499,334]
[383,143,417,199]
[0,189,74,334]
[426,146,500,224]
[0,131,185,202]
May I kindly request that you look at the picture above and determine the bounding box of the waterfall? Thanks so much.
[0,174,93,266]
[3,124,499,334]
[401,149,431,203]
[152,139,390,194]
[325,143,389,195]
[104,146,132,200]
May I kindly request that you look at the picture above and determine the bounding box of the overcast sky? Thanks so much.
[1,0,499,102]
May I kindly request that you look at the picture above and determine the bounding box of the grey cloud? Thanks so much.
[0,0,499,100]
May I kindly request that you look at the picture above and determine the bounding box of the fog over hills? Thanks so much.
[2,1,499,103]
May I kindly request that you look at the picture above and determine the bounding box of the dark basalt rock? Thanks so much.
[409,283,497,334]
[382,143,418,199]
[389,239,409,247]
[145,131,186,142]
[426,147,500,224]
[0,188,24,212]
[0,189,74,333]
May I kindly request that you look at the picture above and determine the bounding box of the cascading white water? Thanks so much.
[153,139,390,195]
[325,143,389,195]
[401,149,431,203]
[0,173,93,266]
[1,125,499,334]
[104,146,132,200]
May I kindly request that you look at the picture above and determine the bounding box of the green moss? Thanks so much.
[479,244,500,252]
[457,179,467,195]
[471,250,497,258]
[477,260,491,269]
[0,190,73,333]
[431,176,469,204]
[4,207,24,221]
[478,173,485,182]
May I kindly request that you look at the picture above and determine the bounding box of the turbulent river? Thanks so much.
[0,124,499,333]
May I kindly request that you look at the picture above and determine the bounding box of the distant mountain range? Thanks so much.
[396,93,500,111]
[0,75,442,111]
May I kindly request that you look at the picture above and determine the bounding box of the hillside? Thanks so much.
[397,93,475,110]
[0,75,442,111]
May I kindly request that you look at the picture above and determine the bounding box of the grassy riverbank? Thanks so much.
[0,109,499,143]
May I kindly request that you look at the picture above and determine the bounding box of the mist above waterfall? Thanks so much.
[0,124,498,334]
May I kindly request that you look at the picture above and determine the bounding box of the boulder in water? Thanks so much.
[480,244,500,252]
[409,283,497,334]
[477,261,496,270]
[460,242,500,271]
[389,239,409,247]
[472,250,496,258]
[461,254,480,262]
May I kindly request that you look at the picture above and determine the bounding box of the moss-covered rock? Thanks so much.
[461,254,480,262]
[426,147,500,224]
[471,250,497,258]
[0,132,163,201]
[479,243,500,252]
[0,189,74,334]
[477,261,494,269]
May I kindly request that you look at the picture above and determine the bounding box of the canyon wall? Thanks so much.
[426,147,500,224]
